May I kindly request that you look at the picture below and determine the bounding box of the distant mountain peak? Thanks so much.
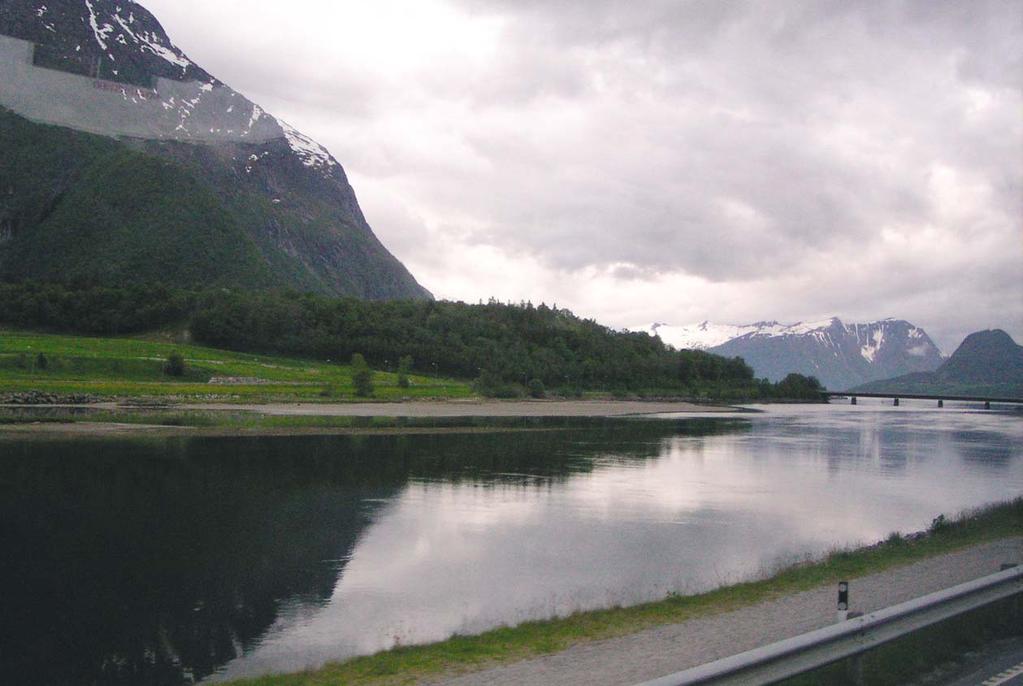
[638,318,944,390]
[956,328,1019,350]
[938,329,1023,384]
[851,329,1023,398]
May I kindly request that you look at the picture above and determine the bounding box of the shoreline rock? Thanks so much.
[0,391,103,405]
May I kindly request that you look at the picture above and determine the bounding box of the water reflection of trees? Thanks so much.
[0,417,745,685]
[0,437,394,685]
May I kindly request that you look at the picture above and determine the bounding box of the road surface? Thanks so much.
[426,538,1022,686]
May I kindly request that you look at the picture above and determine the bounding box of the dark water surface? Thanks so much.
[0,403,1020,685]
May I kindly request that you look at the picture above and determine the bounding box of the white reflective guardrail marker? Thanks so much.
[837,581,849,623]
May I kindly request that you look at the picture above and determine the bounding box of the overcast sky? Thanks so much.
[143,0,1021,353]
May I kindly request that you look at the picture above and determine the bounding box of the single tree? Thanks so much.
[528,378,546,399]
[473,369,502,397]
[35,353,48,371]
[164,352,187,377]
[351,353,374,397]
[397,355,413,389]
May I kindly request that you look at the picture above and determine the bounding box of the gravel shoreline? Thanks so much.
[175,399,739,417]
[428,538,1023,686]
[0,400,740,437]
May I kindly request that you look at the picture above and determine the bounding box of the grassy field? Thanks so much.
[0,329,472,401]
[224,499,1023,686]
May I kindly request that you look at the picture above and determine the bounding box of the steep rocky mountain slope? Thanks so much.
[853,329,1023,398]
[0,0,431,299]
[646,318,944,391]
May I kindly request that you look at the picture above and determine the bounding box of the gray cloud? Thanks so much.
[144,0,1021,351]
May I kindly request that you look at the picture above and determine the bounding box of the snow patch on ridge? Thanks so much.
[246,105,263,133]
[281,120,335,172]
[787,318,841,335]
[137,30,191,70]
[83,0,112,50]
[109,9,191,71]
[861,328,884,362]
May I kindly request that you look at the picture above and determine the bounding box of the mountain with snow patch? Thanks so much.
[645,318,944,391]
[0,0,430,299]
[852,329,1023,398]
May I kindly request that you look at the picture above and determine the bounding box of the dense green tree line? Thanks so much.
[0,281,193,334]
[0,281,827,400]
[189,291,752,393]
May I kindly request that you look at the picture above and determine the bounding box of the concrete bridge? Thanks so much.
[826,392,1023,409]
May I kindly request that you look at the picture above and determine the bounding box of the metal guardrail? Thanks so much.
[634,565,1023,686]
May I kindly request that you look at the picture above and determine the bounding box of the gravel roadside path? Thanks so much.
[427,538,1022,686]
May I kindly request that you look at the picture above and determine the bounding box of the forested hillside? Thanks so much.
[0,282,826,400]
[0,109,277,289]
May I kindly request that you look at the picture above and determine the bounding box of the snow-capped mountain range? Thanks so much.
[643,318,945,391]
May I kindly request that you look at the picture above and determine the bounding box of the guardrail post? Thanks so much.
[894,398,900,407]
[851,396,857,405]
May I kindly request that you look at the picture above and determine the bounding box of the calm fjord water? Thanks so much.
[1,403,1020,684]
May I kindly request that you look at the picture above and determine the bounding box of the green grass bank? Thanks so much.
[225,499,1023,686]
[0,330,472,402]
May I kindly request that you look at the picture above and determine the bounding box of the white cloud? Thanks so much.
[144,0,1022,351]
